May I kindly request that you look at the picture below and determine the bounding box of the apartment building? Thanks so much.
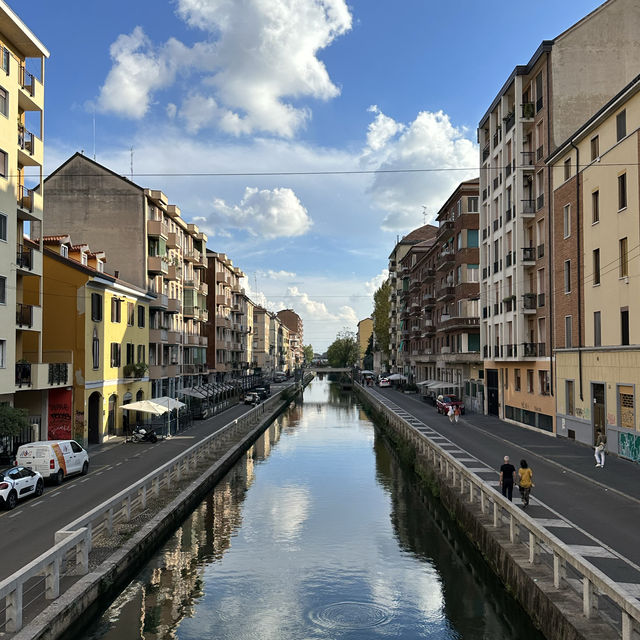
[252,307,275,377]
[0,5,49,430]
[549,74,640,456]
[387,224,438,373]
[356,317,373,368]
[277,309,303,371]
[43,154,208,402]
[205,251,249,380]
[41,236,152,444]
[478,0,640,432]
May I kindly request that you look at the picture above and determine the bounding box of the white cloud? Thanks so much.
[209,186,312,238]
[258,269,298,280]
[361,108,478,231]
[97,0,352,137]
[364,269,389,296]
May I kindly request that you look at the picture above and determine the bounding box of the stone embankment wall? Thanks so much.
[356,387,614,640]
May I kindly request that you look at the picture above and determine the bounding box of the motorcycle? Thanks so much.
[131,425,158,443]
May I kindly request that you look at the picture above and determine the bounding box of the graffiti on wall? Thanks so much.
[48,388,72,440]
[619,431,640,463]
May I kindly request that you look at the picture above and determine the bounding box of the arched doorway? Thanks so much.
[88,392,102,444]
[122,392,132,435]
[135,389,144,425]
[107,394,117,436]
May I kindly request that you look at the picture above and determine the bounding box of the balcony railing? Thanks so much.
[15,362,31,387]
[521,102,535,119]
[19,66,35,97]
[504,111,515,132]
[16,303,33,327]
[48,363,69,385]
[536,96,543,112]
[18,125,34,155]
[482,144,490,162]
[522,342,537,357]
[522,247,536,262]
[17,185,33,212]
[521,200,535,216]
[16,244,33,270]
[523,294,537,311]
[536,145,544,161]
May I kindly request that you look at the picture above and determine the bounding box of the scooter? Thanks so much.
[131,425,158,443]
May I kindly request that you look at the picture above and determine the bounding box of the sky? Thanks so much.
[20,0,603,352]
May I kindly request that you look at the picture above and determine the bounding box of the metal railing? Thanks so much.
[0,385,300,633]
[360,386,640,640]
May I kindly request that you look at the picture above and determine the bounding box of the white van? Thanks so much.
[16,440,89,485]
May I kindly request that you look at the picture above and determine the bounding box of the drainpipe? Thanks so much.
[546,55,554,398]
[570,139,584,402]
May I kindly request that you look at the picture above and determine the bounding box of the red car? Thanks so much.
[436,394,465,415]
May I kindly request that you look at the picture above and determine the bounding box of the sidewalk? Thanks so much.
[364,386,640,600]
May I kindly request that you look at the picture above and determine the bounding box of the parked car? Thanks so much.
[378,377,391,388]
[436,395,465,415]
[0,465,44,509]
[244,392,260,405]
[274,372,287,383]
[15,440,89,485]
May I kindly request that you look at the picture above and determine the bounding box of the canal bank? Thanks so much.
[9,379,312,640]
[355,384,626,640]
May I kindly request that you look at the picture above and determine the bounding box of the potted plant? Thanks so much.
[133,362,148,378]
[123,363,136,377]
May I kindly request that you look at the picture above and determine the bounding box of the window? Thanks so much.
[594,311,601,347]
[0,276,5,304]
[81,252,88,266]
[618,173,627,210]
[621,308,630,346]
[126,343,135,365]
[110,343,121,367]
[97,261,104,273]
[0,340,5,368]
[619,386,634,430]
[457,232,462,250]
[127,302,134,326]
[566,380,575,416]
[137,305,145,328]
[467,264,479,282]
[527,370,534,393]
[91,293,102,322]
[137,344,145,364]
[590,135,599,161]
[0,87,7,117]
[535,72,543,111]
[565,316,572,348]
[539,370,550,395]
[111,298,121,323]
[564,158,571,181]
[0,150,7,178]
[593,249,600,285]
[0,213,6,241]
[1,48,8,74]
[514,368,521,391]
[92,329,99,370]
[564,260,571,293]
[620,237,628,278]
[456,265,462,284]
[616,109,626,142]
[60,245,68,258]
[563,204,571,238]
[467,229,479,248]
[592,190,599,224]
[468,197,478,213]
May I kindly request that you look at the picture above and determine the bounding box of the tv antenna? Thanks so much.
[422,206,428,225]
[130,147,134,179]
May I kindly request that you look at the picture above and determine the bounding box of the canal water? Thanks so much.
[81,380,544,639]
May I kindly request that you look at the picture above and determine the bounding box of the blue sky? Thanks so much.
[22,0,603,351]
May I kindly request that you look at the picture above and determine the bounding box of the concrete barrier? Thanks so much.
[356,383,640,640]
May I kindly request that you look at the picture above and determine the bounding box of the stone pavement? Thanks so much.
[365,386,640,602]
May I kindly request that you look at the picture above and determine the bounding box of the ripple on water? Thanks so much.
[309,601,393,630]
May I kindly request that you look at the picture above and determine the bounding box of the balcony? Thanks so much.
[436,250,455,271]
[437,316,480,332]
[167,297,181,314]
[184,279,197,290]
[194,253,208,270]
[523,294,537,313]
[183,249,197,262]
[150,293,168,309]
[504,111,515,132]
[199,282,209,296]
[422,267,435,280]
[216,271,227,283]
[199,309,209,322]
[186,334,200,345]
[183,306,197,318]
[522,342,538,357]
[522,247,536,264]
[17,125,40,167]
[15,361,69,390]
[167,330,182,344]
[521,151,535,169]
[438,219,455,239]
[505,207,512,223]
[147,220,168,238]
[167,232,179,249]
[521,102,535,119]
[18,66,43,111]
[423,295,436,309]
[200,336,209,347]
[150,328,168,343]
[482,266,489,280]
[16,244,33,273]
[147,256,169,274]
[436,286,455,302]
[521,200,535,218]
[482,144,490,162]
[165,264,181,281]
[482,187,489,201]
[16,303,41,331]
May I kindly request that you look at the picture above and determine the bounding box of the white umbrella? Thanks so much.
[387,373,407,381]
[119,399,168,415]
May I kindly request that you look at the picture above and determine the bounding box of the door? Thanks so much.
[88,392,101,444]
[592,383,606,443]
[487,369,499,416]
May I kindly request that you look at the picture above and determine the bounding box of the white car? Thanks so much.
[16,440,89,485]
[378,377,391,388]
[0,465,44,509]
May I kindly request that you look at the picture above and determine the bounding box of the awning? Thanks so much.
[416,379,437,387]
[119,397,186,415]
[181,388,207,399]
[387,373,407,381]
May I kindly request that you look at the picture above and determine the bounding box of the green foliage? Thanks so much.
[0,404,30,437]
[326,330,359,367]
[303,344,314,364]
[372,279,391,358]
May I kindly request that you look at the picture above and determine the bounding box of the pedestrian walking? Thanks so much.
[594,429,607,468]
[447,405,455,423]
[499,455,516,501]
[518,459,533,508]
[454,406,461,423]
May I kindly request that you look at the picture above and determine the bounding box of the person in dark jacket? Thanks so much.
[499,455,516,501]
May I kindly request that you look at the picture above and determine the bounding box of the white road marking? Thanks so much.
[533,518,573,528]
[567,545,617,559]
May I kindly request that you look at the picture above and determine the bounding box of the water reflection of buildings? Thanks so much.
[373,432,544,640]
[89,421,288,640]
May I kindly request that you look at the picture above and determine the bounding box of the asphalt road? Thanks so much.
[0,388,290,582]
[368,386,640,594]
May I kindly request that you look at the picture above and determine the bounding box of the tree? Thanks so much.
[372,279,391,358]
[326,330,359,368]
[303,344,314,364]
[363,333,374,370]
[0,404,30,437]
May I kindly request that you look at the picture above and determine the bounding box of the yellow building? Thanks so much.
[42,236,153,445]
[357,318,373,368]
[549,74,640,458]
